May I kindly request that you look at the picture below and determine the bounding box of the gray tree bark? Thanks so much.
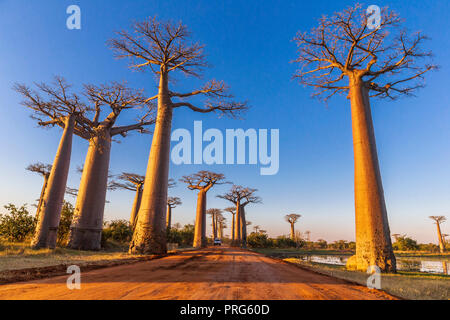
[130,187,143,230]
[68,127,111,250]
[31,116,75,249]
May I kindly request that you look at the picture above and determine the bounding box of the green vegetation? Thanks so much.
[167,224,195,247]
[0,204,36,242]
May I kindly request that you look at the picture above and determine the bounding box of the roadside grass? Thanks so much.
[250,248,450,300]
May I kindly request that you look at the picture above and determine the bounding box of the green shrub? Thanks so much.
[393,236,419,251]
[57,201,74,245]
[273,235,297,248]
[102,220,133,246]
[0,204,36,242]
[167,224,195,247]
[247,232,272,248]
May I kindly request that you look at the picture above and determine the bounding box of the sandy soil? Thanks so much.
[0,246,396,300]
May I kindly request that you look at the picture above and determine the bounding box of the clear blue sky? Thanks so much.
[0,0,448,243]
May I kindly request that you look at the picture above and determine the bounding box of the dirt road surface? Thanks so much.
[0,246,396,300]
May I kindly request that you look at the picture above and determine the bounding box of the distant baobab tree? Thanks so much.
[224,207,236,242]
[166,197,182,231]
[392,234,401,241]
[109,17,247,254]
[15,77,89,249]
[181,171,227,248]
[304,230,311,241]
[216,214,226,239]
[218,185,260,247]
[285,214,301,240]
[253,225,260,234]
[68,83,155,251]
[207,208,222,239]
[26,162,52,218]
[293,4,436,272]
[429,216,447,253]
[109,173,146,229]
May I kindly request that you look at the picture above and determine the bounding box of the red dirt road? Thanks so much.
[0,246,396,300]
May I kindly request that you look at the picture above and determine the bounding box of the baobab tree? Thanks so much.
[109,17,247,254]
[68,83,155,250]
[305,230,311,241]
[109,173,146,229]
[239,192,261,248]
[285,214,301,240]
[26,162,52,218]
[181,171,227,248]
[207,208,222,239]
[15,77,89,249]
[253,225,260,234]
[216,214,226,240]
[166,197,182,231]
[293,4,436,272]
[224,206,236,242]
[218,186,260,247]
[429,216,447,253]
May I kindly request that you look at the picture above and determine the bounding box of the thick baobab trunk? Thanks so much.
[218,224,223,239]
[232,201,241,247]
[68,128,111,250]
[129,73,172,255]
[212,214,217,239]
[166,205,172,230]
[130,188,143,229]
[346,76,396,273]
[240,205,247,248]
[31,116,75,249]
[35,175,49,219]
[231,214,235,242]
[290,223,295,240]
[193,190,207,248]
[436,223,446,253]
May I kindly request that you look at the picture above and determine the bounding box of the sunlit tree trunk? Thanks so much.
[347,76,396,272]
[290,223,295,240]
[212,213,218,239]
[436,223,446,253]
[130,187,143,230]
[232,201,241,247]
[35,175,49,219]
[240,205,247,248]
[68,127,111,250]
[231,213,235,242]
[193,190,207,248]
[32,116,75,249]
[130,73,172,254]
[166,205,172,230]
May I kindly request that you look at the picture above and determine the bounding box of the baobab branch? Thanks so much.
[171,121,279,175]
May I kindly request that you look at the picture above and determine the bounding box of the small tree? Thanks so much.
[285,214,301,240]
[166,196,182,230]
[26,162,52,218]
[181,171,227,248]
[0,204,36,242]
[57,201,74,245]
[207,208,222,239]
[293,4,436,272]
[109,173,145,229]
[110,17,247,255]
[429,216,446,253]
